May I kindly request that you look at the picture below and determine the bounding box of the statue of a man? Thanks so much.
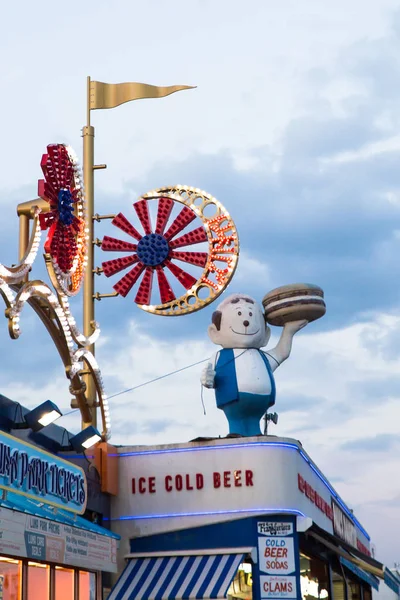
[201,293,307,436]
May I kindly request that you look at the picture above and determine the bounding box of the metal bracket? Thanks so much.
[93,213,116,222]
[94,292,119,301]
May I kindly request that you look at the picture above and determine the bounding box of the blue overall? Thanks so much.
[214,348,276,436]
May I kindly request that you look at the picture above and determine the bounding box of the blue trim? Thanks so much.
[108,441,370,540]
[340,557,379,590]
[384,569,400,594]
[107,507,305,522]
[116,441,299,457]
[2,491,120,539]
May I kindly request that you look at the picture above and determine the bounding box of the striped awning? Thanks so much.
[108,552,244,600]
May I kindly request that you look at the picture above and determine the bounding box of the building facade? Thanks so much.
[106,436,387,600]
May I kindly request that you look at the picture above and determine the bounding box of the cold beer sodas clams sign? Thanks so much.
[0,430,87,514]
[257,520,300,600]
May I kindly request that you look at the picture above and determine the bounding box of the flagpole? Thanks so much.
[82,75,97,429]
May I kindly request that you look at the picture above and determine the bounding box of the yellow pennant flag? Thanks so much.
[90,81,195,110]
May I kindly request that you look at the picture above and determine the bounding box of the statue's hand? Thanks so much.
[283,319,308,335]
[201,363,216,388]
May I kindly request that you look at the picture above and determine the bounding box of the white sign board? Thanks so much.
[0,506,117,572]
[332,500,357,548]
[257,521,298,600]
[260,576,297,599]
[258,536,296,575]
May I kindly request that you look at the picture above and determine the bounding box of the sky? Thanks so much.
[0,0,400,568]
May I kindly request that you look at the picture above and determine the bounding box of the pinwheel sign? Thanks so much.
[100,185,239,315]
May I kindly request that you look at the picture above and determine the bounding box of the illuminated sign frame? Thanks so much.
[0,430,87,514]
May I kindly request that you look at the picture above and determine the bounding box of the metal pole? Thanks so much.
[82,75,97,428]
[19,215,29,261]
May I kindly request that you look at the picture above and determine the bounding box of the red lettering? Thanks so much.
[149,477,156,494]
[165,475,173,492]
[245,470,253,486]
[185,474,193,490]
[275,561,288,570]
[201,215,237,291]
[234,470,242,487]
[213,472,221,488]
[138,477,146,494]
[175,474,183,491]
[131,478,136,494]
[224,471,231,488]
[305,482,312,499]
[298,473,335,521]
[196,473,204,489]
[265,580,290,591]
[357,540,371,556]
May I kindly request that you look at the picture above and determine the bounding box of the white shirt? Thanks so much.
[233,349,272,395]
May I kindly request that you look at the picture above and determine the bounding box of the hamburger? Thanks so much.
[262,283,326,326]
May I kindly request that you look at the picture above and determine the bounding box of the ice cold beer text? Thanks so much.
[132,470,254,494]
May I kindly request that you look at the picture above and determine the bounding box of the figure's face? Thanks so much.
[209,296,271,349]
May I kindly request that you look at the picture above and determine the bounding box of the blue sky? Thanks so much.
[1,0,400,567]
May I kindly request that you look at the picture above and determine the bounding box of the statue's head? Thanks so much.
[208,293,271,349]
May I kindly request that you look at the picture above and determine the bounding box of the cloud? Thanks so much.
[340,433,400,452]
[275,393,323,414]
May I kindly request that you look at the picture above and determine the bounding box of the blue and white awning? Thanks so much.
[108,552,244,600]
[340,557,380,590]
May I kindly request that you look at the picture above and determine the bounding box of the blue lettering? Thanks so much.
[0,439,85,509]
[58,468,65,498]
[9,450,19,485]
[2,445,10,479]
[19,452,29,486]
[79,478,86,505]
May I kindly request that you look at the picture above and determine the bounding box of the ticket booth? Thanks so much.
[0,428,119,599]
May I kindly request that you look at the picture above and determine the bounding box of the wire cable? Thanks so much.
[61,348,253,417]
[107,357,210,400]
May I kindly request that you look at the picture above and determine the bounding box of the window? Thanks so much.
[0,557,22,600]
[55,566,74,600]
[0,556,100,599]
[79,571,96,600]
[227,562,253,600]
[27,562,50,600]
[300,554,330,600]
[363,586,372,600]
[331,568,346,600]
[347,579,361,600]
